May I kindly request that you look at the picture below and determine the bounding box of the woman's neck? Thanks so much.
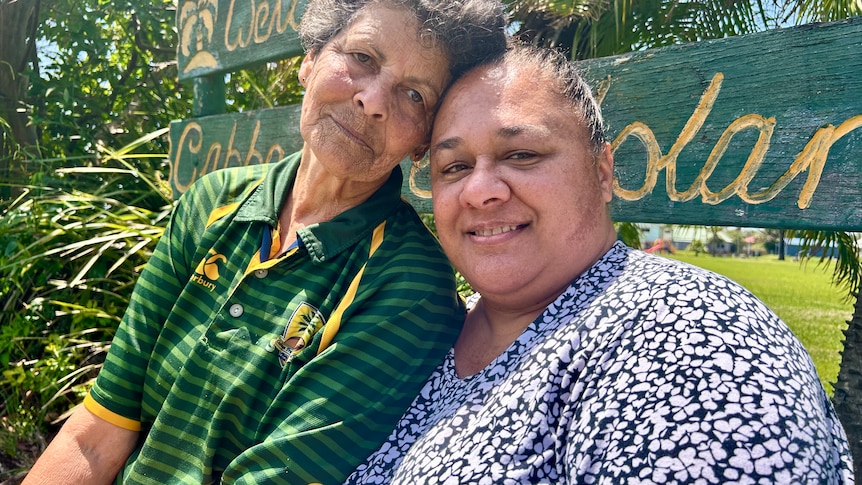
[453,298,544,378]
[279,147,385,248]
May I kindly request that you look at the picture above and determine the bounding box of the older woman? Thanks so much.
[349,44,853,483]
[22,2,506,484]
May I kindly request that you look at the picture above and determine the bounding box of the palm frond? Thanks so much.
[790,229,862,300]
[615,221,644,248]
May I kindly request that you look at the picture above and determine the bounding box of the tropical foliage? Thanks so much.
[505,0,861,58]
[0,130,172,478]
[0,0,302,478]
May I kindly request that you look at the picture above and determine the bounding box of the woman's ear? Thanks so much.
[299,51,317,87]
[411,144,429,162]
[598,143,615,204]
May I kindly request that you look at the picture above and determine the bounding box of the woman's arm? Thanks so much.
[22,405,138,485]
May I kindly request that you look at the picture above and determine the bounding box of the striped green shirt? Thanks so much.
[87,152,465,484]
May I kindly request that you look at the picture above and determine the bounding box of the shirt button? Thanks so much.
[229,304,244,318]
[254,269,268,279]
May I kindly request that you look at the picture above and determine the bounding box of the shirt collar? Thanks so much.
[235,151,405,262]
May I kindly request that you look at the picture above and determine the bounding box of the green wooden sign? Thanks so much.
[584,16,862,231]
[176,0,308,80]
[169,16,862,231]
[169,105,303,194]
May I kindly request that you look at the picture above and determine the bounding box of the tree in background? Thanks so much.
[505,0,860,57]
[689,239,705,257]
[0,0,304,195]
[0,0,39,199]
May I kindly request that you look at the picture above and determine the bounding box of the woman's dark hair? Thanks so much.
[502,43,607,153]
[299,0,508,80]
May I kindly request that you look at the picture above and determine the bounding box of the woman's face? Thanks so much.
[430,64,616,312]
[298,4,451,184]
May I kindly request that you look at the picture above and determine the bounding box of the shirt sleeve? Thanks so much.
[86,174,215,424]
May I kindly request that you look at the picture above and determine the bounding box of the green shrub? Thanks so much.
[0,129,172,474]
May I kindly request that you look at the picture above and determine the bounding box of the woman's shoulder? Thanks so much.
[374,204,451,263]
[615,246,773,316]
[178,163,274,209]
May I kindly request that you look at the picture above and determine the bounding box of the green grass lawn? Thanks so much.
[662,251,851,396]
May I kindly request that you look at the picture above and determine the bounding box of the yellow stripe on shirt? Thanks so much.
[316,221,385,354]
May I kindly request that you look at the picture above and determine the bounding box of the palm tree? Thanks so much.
[503,0,861,475]
[0,0,41,201]
[505,0,860,57]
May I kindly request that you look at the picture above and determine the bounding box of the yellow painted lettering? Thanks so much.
[254,1,272,43]
[743,114,862,209]
[611,122,662,200]
[611,73,724,202]
[265,144,285,164]
[610,71,860,210]
[244,121,264,166]
[225,0,253,51]
[701,114,775,205]
[279,0,302,32]
[663,73,723,202]
[171,122,204,193]
[206,142,223,173]
[409,159,431,199]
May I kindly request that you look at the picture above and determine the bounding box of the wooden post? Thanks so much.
[192,75,226,117]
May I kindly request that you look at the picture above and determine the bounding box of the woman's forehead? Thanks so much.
[433,67,584,141]
[441,64,552,114]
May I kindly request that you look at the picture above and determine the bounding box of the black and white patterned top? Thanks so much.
[347,242,854,484]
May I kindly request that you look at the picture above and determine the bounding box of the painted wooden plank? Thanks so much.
[176,0,307,80]
[168,106,426,204]
[169,105,303,195]
[575,17,862,231]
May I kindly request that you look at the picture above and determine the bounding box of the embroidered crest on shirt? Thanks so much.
[267,302,326,367]
[192,249,226,292]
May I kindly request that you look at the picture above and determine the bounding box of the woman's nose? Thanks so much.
[353,77,389,121]
[459,162,511,209]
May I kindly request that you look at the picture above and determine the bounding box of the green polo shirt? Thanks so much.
[86,152,464,484]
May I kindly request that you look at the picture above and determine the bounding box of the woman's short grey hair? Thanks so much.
[299,0,508,80]
[502,43,607,154]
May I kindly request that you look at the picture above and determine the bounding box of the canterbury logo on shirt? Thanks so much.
[192,249,226,292]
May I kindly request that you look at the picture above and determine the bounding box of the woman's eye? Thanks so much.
[353,52,371,63]
[407,89,423,104]
[441,162,469,174]
[509,151,536,160]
